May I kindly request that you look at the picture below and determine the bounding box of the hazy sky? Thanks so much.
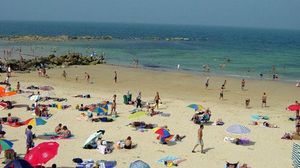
[0,0,300,30]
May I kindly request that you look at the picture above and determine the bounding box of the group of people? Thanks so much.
[55,123,72,138]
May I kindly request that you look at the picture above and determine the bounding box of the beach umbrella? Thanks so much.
[129,160,151,168]
[39,86,54,91]
[288,104,300,111]
[24,118,47,126]
[155,128,171,138]
[0,139,13,151]
[83,130,105,147]
[226,124,250,135]
[91,107,108,114]
[128,111,146,120]
[187,104,204,111]
[29,95,40,102]
[4,159,33,168]
[25,142,59,166]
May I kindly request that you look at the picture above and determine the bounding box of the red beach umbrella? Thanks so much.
[287,104,300,111]
[25,142,59,166]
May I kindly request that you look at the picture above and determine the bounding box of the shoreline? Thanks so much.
[107,63,300,84]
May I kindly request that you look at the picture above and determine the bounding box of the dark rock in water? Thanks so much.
[2,53,105,71]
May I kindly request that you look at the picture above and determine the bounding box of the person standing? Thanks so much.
[7,66,11,77]
[25,125,34,153]
[205,77,209,89]
[16,81,20,93]
[219,86,224,100]
[154,92,161,109]
[114,71,117,83]
[85,72,90,83]
[111,100,117,116]
[192,124,205,153]
[241,79,245,90]
[136,92,142,108]
[262,92,267,108]
[62,70,67,80]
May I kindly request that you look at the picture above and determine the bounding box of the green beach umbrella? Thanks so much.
[0,139,13,151]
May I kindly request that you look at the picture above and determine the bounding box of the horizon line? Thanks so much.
[0,19,300,32]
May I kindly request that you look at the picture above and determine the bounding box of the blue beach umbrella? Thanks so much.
[5,159,33,168]
[130,160,151,168]
[226,124,250,135]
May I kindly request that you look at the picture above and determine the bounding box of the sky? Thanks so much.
[0,0,300,30]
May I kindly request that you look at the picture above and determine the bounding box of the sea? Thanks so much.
[0,21,299,82]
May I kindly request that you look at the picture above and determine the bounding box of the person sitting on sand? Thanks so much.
[0,119,6,138]
[34,106,41,117]
[263,121,278,128]
[149,106,160,117]
[74,94,90,98]
[240,163,251,168]
[55,123,62,134]
[41,106,49,117]
[245,98,250,108]
[7,113,13,123]
[124,136,133,149]
[60,126,71,138]
[297,82,300,87]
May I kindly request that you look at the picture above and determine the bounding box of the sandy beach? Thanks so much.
[1,64,299,168]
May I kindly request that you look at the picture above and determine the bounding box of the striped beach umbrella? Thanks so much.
[187,104,204,111]
[25,118,47,126]
[292,143,300,168]
[0,139,13,151]
[226,124,250,135]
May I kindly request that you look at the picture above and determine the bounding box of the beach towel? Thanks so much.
[3,122,26,128]
[251,114,269,121]
[37,133,75,140]
[157,156,179,163]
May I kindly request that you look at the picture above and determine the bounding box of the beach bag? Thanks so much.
[98,145,108,154]
[123,95,128,105]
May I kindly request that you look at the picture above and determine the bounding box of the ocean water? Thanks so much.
[0,21,299,81]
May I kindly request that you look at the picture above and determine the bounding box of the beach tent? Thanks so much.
[129,160,150,168]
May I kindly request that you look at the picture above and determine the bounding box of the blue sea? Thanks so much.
[0,21,299,81]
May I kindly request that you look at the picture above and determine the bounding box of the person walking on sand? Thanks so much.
[16,81,20,93]
[219,86,224,100]
[62,70,67,80]
[111,100,117,116]
[85,72,90,83]
[25,125,34,153]
[205,77,209,89]
[241,79,245,90]
[192,124,205,153]
[154,92,161,109]
[114,71,117,83]
[262,92,267,108]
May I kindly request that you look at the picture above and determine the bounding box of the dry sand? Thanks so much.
[1,64,299,168]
